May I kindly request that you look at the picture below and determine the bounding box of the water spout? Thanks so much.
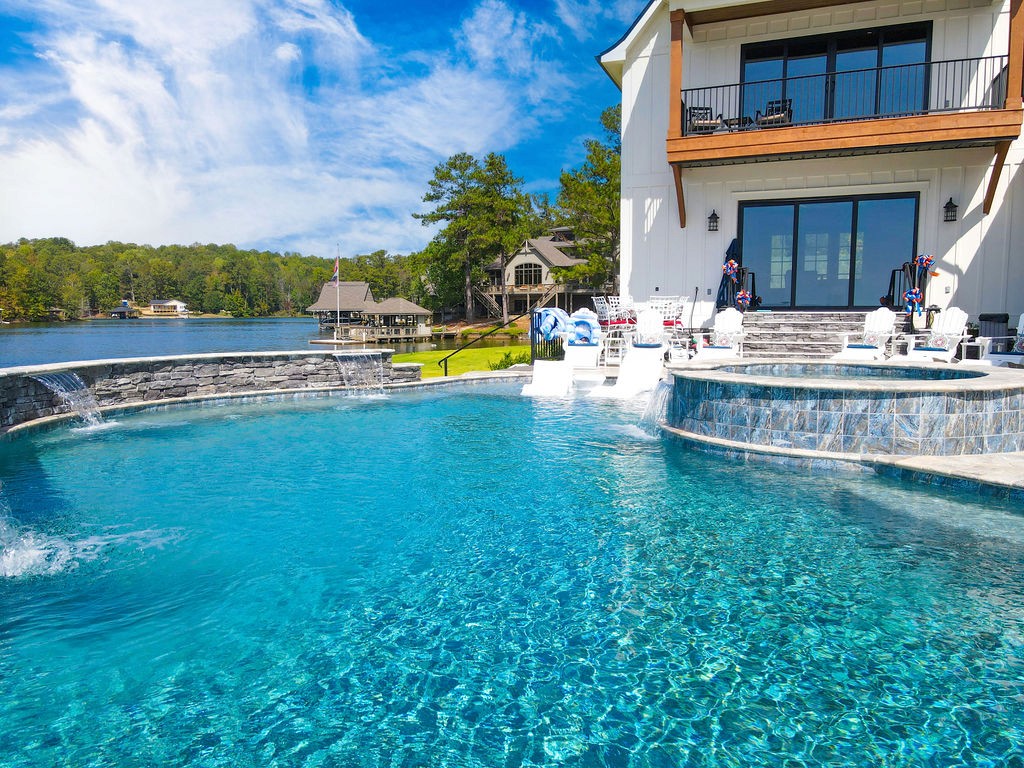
[31,372,103,427]
[332,352,385,396]
[638,380,672,435]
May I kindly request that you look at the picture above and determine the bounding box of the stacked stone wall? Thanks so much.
[0,351,421,432]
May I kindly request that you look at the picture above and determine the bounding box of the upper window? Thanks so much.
[741,23,930,124]
[514,263,543,286]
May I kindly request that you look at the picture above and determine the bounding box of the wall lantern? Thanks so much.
[943,197,958,222]
[707,210,720,232]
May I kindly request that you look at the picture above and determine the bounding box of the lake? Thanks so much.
[0,318,514,368]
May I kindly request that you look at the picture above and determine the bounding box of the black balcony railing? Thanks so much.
[680,55,1008,136]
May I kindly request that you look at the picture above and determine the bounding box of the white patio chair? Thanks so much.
[633,308,667,348]
[832,307,898,361]
[899,307,969,363]
[692,307,745,360]
[977,312,1024,366]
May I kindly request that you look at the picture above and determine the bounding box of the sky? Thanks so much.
[0,0,646,259]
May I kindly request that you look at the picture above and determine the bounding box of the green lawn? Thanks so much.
[393,345,531,378]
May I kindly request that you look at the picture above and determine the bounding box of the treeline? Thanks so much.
[1,105,620,322]
[0,239,416,321]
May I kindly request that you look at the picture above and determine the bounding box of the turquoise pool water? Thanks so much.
[1,383,1023,766]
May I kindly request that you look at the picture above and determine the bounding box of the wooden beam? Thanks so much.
[669,10,685,139]
[672,164,687,229]
[984,141,1012,215]
[1007,0,1024,110]
[666,109,1023,166]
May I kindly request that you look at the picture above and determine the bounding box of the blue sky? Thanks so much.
[0,0,645,259]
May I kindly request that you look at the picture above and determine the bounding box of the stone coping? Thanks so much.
[665,357,1024,394]
[1,370,530,437]
[0,348,398,377]
[662,423,1024,499]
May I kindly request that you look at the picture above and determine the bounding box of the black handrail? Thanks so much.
[437,312,530,377]
[681,55,1007,135]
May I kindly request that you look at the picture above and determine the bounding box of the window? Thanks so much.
[741,23,930,124]
[514,263,543,286]
[739,194,918,308]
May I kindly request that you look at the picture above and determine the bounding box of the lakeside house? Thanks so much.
[600,0,1023,329]
[480,227,604,317]
[306,281,433,342]
[148,299,189,317]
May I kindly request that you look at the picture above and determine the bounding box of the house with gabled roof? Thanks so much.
[600,0,1023,333]
[480,227,603,317]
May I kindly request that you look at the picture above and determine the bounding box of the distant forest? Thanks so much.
[1,106,620,323]
[0,238,417,321]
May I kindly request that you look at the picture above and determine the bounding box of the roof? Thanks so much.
[487,236,588,271]
[597,0,662,87]
[150,298,186,306]
[367,297,432,317]
[306,281,376,312]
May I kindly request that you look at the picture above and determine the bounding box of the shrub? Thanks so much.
[488,350,532,370]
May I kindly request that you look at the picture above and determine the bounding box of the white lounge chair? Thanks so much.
[833,307,898,361]
[521,360,574,397]
[899,306,969,363]
[693,307,745,360]
[976,313,1024,366]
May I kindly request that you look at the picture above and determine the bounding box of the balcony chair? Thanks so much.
[899,306,969,363]
[693,307,745,360]
[755,98,792,128]
[687,106,722,134]
[832,307,898,361]
[977,313,1024,366]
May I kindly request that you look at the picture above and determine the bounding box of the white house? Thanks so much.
[148,299,189,316]
[600,0,1023,327]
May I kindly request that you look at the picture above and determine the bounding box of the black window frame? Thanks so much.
[740,21,932,123]
[737,191,920,310]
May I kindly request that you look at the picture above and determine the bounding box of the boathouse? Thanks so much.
[306,282,433,342]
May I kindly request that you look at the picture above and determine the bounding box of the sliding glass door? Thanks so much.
[739,194,918,309]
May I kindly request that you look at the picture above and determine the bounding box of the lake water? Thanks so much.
[0,318,512,368]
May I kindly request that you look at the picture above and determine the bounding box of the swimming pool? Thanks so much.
[2,383,1023,765]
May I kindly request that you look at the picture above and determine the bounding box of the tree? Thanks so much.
[414,152,530,323]
[555,104,621,289]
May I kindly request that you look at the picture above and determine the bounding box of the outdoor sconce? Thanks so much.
[707,210,720,232]
[943,197,958,222]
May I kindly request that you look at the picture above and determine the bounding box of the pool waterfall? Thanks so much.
[30,372,103,427]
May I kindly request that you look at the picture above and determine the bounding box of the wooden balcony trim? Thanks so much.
[666,109,1023,166]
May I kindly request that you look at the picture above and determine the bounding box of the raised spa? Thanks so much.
[667,361,1024,456]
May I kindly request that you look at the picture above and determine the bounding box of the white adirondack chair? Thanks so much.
[693,307,745,360]
[833,307,897,361]
[900,306,969,363]
[977,313,1024,366]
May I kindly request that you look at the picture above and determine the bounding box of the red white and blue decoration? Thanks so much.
[904,287,923,315]
[722,259,739,283]
[736,289,752,309]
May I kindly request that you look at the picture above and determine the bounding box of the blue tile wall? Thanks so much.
[669,365,1024,457]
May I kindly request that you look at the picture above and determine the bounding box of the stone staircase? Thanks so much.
[738,310,910,360]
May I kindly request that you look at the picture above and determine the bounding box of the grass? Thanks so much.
[393,345,531,378]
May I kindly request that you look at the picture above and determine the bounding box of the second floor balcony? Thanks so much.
[669,55,1022,166]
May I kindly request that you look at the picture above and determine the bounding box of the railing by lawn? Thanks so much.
[681,56,1008,136]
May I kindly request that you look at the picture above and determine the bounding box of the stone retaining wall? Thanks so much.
[0,350,421,433]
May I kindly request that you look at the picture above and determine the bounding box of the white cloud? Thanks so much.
[553,0,645,42]
[0,0,591,257]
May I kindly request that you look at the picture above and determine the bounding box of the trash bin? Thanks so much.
[978,313,1009,353]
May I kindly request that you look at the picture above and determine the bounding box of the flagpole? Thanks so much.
[334,243,340,341]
